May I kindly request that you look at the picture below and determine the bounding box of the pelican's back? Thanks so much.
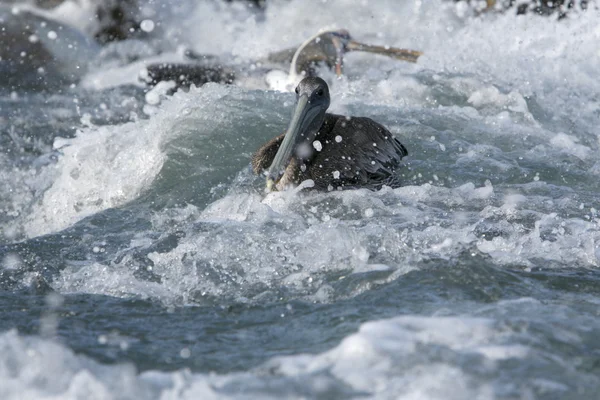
[306,114,407,189]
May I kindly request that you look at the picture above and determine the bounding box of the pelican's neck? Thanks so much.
[289,29,340,81]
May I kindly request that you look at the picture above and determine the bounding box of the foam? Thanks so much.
[51,176,598,306]
[166,0,598,128]
[0,330,146,400]
[21,85,232,238]
[0,314,548,399]
[80,50,190,91]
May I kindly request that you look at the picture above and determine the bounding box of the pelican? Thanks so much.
[252,77,408,192]
[265,29,422,91]
[143,29,422,92]
[268,29,422,79]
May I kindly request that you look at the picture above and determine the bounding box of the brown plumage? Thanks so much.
[252,77,408,191]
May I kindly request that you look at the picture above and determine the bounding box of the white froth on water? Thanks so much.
[0,330,147,400]
[168,1,598,130]
[20,85,233,238]
[51,177,599,305]
[21,115,166,236]
[4,309,592,399]
[174,0,426,60]
[81,50,191,91]
[54,188,413,304]
[263,316,526,397]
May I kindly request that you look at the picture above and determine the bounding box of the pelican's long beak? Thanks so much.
[346,40,422,63]
[266,94,321,191]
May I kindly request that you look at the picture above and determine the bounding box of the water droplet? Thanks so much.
[180,347,191,358]
[140,19,155,33]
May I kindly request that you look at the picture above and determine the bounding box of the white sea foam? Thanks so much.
[0,314,545,399]
[51,179,599,305]
[22,122,162,237]
[21,85,232,237]
[169,0,598,122]
[81,50,191,91]
[0,329,147,400]
[6,306,593,399]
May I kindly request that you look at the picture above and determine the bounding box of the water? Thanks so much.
[1,0,599,398]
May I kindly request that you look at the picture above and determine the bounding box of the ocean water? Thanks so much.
[1,0,600,398]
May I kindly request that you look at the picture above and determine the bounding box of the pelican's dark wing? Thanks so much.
[308,114,408,189]
[251,133,284,175]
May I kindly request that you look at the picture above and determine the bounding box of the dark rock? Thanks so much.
[144,63,236,91]
[455,0,590,18]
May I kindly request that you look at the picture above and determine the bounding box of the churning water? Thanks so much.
[1,0,599,398]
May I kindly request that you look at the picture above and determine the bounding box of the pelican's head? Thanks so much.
[266,77,330,190]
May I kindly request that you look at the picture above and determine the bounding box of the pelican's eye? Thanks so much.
[317,89,324,97]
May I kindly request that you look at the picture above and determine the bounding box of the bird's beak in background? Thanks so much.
[346,40,422,63]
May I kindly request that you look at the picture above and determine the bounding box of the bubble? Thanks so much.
[180,348,191,359]
[45,293,64,308]
[140,20,155,33]
[2,253,21,270]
